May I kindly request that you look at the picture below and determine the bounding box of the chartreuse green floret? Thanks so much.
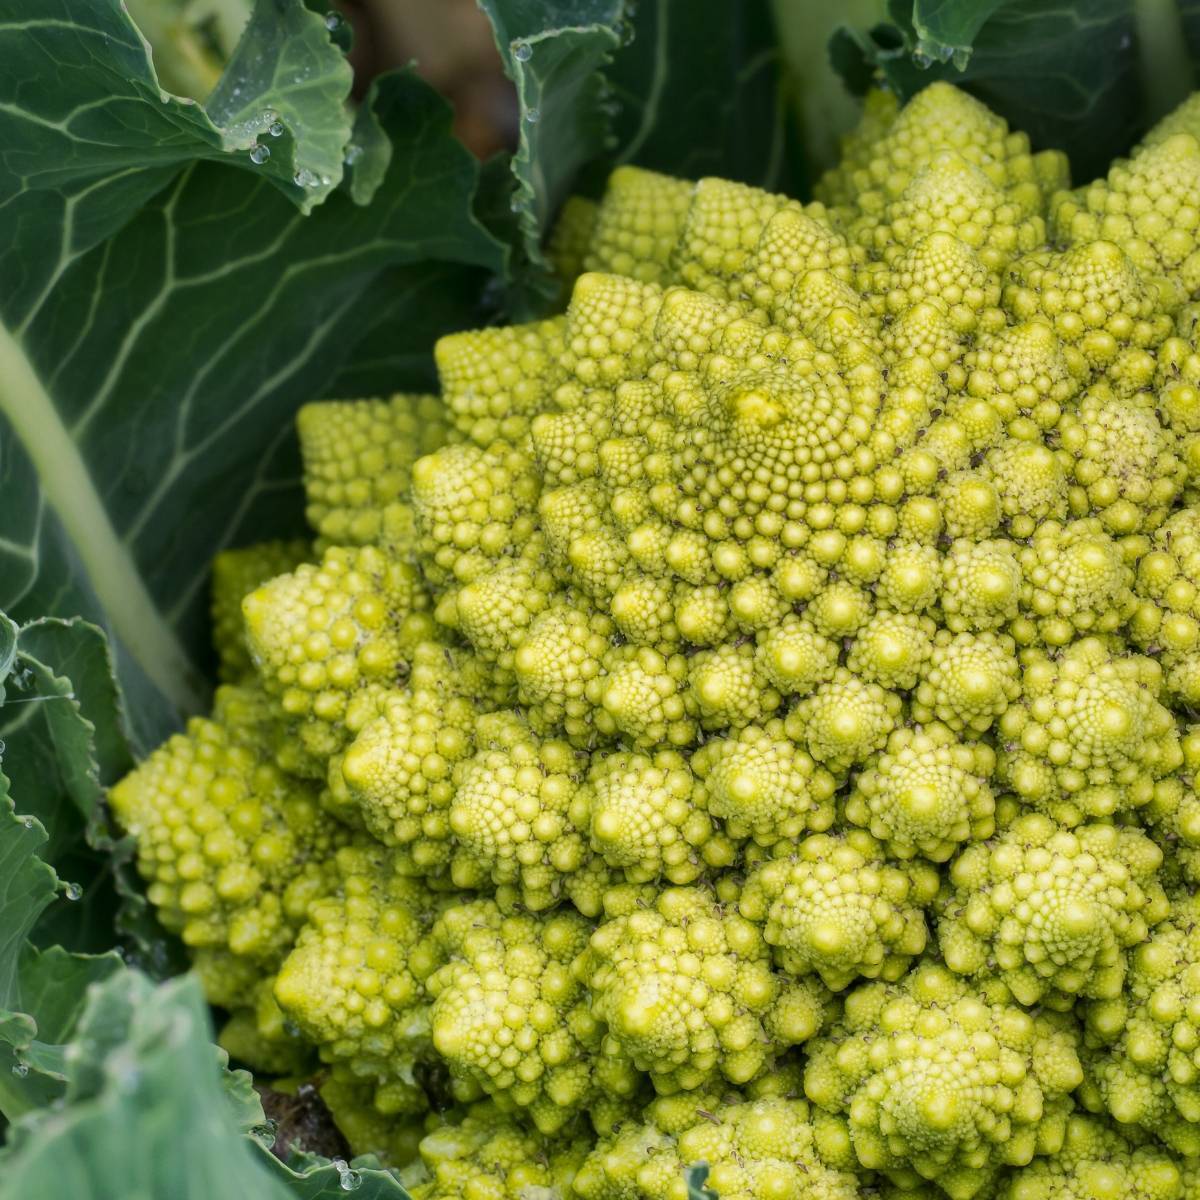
[803,963,1083,1200]
[739,830,939,990]
[1132,506,1200,704]
[847,609,938,689]
[1052,117,1200,300]
[595,644,697,747]
[1081,892,1200,1156]
[426,900,638,1134]
[996,1113,1184,1200]
[574,1093,860,1200]
[754,613,840,695]
[980,439,1069,538]
[692,719,837,844]
[912,630,1021,734]
[939,538,1022,633]
[847,724,996,861]
[583,165,694,286]
[217,975,312,1077]
[331,642,481,874]
[403,1100,591,1200]
[273,841,443,1115]
[587,748,733,885]
[435,317,565,445]
[296,393,452,557]
[210,539,309,682]
[109,711,340,977]
[447,710,611,914]
[997,638,1181,825]
[241,543,431,761]
[1057,384,1185,541]
[1011,518,1135,647]
[579,886,834,1094]
[784,668,903,772]
[549,194,598,285]
[938,814,1169,1008]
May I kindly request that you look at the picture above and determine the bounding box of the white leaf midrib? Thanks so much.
[0,317,205,716]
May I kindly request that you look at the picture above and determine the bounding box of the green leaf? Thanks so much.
[0,615,131,1118]
[685,1163,719,1200]
[480,0,625,267]
[829,0,1141,182]
[0,66,503,747]
[0,972,296,1198]
[605,0,804,194]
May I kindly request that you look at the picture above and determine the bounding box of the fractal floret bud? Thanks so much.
[272,841,445,1112]
[425,900,636,1133]
[446,710,606,914]
[241,543,430,757]
[579,886,834,1094]
[994,1113,1184,1200]
[739,830,939,990]
[296,393,452,557]
[586,748,731,885]
[784,668,903,772]
[334,644,479,874]
[803,963,1084,1200]
[575,1093,861,1200]
[405,1100,592,1200]
[434,316,566,445]
[912,629,1021,734]
[1132,506,1200,704]
[109,711,340,971]
[938,813,1169,1008]
[1081,892,1200,1157]
[1011,517,1136,648]
[997,637,1181,824]
[847,723,997,862]
[210,540,310,683]
[692,719,837,845]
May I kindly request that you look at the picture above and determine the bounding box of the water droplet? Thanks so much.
[249,144,271,165]
[320,174,331,186]
[293,168,320,188]
[332,1160,362,1192]
[64,882,83,901]
[22,818,33,830]
[510,193,523,212]
[344,143,363,165]
[325,11,342,31]
[912,50,932,68]
[524,107,540,124]
[11,1063,28,1078]
[0,739,6,755]
[269,121,285,138]
[512,40,532,62]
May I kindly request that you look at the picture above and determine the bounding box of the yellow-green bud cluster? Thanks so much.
[938,814,1169,1007]
[804,964,1084,1199]
[580,887,834,1094]
[740,831,939,989]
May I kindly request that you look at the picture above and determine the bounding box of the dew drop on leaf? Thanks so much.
[11,1063,28,1078]
[525,107,541,124]
[64,882,83,901]
[269,121,285,138]
[512,40,532,62]
[250,144,270,165]
[324,11,341,31]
